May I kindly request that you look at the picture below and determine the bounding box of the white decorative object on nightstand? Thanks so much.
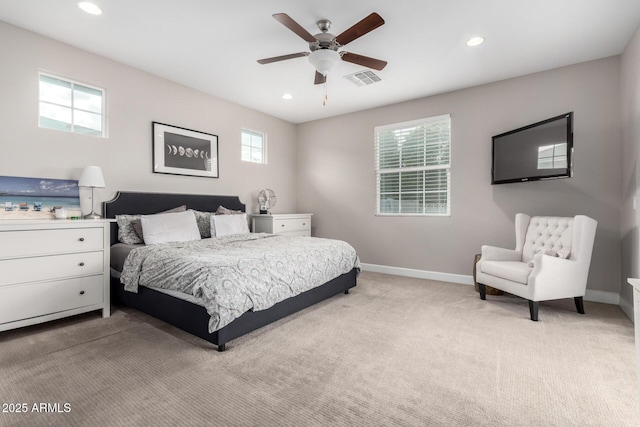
[0,219,111,332]
[252,214,312,237]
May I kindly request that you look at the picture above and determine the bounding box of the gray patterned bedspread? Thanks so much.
[120,233,360,332]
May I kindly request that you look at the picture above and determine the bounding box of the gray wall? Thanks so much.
[0,20,630,300]
[297,57,622,295]
[620,23,640,317]
[0,21,298,215]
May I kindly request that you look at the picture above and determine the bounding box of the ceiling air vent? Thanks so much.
[344,70,382,86]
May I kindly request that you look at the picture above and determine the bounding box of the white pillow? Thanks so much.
[211,213,250,237]
[141,211,201,245]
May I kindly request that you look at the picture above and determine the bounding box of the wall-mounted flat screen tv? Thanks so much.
[492,112,573,185]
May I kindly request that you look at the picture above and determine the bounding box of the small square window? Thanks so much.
[241,129,266,164]
[39,73,105,138]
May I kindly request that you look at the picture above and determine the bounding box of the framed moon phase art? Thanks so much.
[152,122,219,178]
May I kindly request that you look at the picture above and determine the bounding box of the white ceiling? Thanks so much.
[1,0,640,124]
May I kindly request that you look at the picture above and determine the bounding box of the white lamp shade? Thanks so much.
[308,49,340,76]
[79,166,105,188]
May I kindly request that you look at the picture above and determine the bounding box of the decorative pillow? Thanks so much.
[189,210,213,238]
[216,205,242,215]
[131,205,187,240]
[116,214,144,245]
[140,211,201,245]
[537,248,558,257]
[528,247,571,267]
[536,247,570,258]
[210,213,250,237]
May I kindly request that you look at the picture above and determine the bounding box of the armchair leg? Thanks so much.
[478,283,486,300]
[528,300,539,321]
[574,297,585,315]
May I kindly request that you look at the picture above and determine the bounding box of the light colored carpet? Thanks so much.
[0,271,638,426]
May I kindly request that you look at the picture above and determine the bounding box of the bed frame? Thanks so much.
[103,191,357,351]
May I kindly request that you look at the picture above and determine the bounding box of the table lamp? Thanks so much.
[79,166,105,219]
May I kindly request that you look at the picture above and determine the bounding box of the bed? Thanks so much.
[103,191,358,351]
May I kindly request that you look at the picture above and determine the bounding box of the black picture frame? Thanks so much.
[152,122,219,178]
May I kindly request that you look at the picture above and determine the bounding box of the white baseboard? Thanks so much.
[584,289,620,305]
[360,263,474,286]
[619,297,634,322]
[359,263,620,306]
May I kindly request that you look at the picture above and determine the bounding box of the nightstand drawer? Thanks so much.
[0,276,104,324]
[277,230,310,237]
[0,251,104,286]
[0,227,104,258]
[252,214,313,236]
[273,218,310,232]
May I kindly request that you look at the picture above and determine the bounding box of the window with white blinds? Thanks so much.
[375,114,451,216]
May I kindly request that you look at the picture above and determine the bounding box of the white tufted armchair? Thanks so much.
[476,213,597,321]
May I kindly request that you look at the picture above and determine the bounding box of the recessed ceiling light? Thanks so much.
[466,36,485,47]
[77,1,103,15]
[282,94,293,100]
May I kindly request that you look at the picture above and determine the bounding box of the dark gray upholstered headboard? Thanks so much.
[103,191,246,245]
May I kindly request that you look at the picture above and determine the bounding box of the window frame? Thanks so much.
[38,72,106,138]
[375,114,451,217]
[241,128,267,164]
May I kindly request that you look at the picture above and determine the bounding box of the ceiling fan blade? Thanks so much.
[257,52,309,64]
[314,71,326,85]
[273,13,316,43]
[341,52,387,71]
[335,12,385,46]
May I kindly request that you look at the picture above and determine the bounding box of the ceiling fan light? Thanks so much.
[308,49,340,76]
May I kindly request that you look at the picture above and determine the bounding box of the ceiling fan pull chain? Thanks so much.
[323,81,328,106]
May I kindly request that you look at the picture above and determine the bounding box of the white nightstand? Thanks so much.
[252,213,313,237]
[0,219,111,332]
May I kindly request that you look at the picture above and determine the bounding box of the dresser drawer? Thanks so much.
[0,251,104,286]
[0,227,104,258]
[273,218,310,233]
[0,275,104,324]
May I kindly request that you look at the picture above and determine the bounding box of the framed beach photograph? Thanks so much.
[0,175,81,220]
[152,122,219,178]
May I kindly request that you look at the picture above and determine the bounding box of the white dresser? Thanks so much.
[0,220,111,332]
[252,213,313,237]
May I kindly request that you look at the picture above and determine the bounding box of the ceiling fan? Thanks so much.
[257,12,387,85]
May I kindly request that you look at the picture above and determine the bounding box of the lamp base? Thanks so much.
[83,186,103,220]
[83,211,103,220]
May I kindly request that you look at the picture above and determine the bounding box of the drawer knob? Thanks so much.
[303,223,306,226]
[79,290,85,295]
[281,224,285,227]
[78,237,85,242]
[79,262,85,267]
